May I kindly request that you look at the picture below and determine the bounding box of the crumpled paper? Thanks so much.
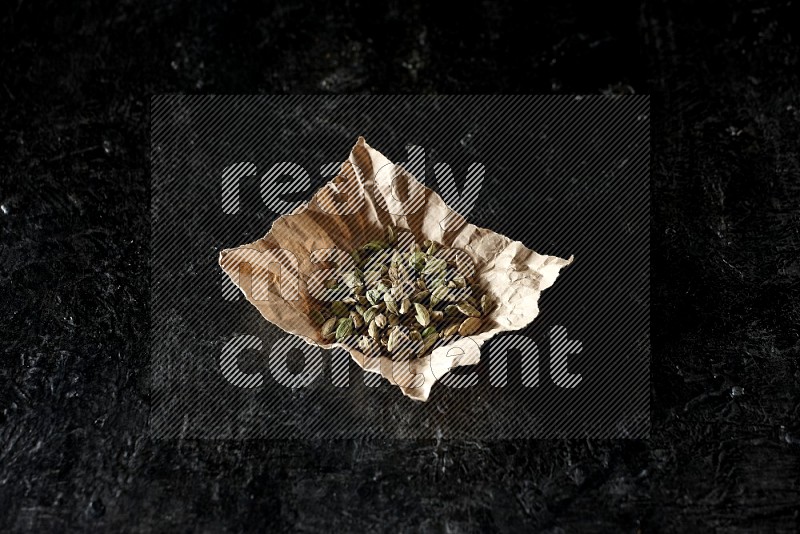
[219,137,573,401]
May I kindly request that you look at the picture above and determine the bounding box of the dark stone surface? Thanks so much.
[1,0,798,531]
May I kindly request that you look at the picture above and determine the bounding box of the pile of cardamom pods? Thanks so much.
[308,225,492,359]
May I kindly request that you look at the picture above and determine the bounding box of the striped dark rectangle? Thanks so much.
[150,95,649,439]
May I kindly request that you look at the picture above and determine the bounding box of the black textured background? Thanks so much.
[1,0,798,532]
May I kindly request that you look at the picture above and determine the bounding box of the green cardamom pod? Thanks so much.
[342,271,361,288]
[409,251,426,271]
[368,319,380,340]
[321,317,337,340]
[443,304,459,316]
[480,294,492,314]
[386,326,400,352]
[458,317,482,336]
[430,286,449,307]
[384,293,398,314]
[363,307,377,324]
[388,265,399,283]
[456,302,481,318]
[350,310,364,329]
[421,325,437,338]
[414,303,430,327]
[361,240,388,252]
[335,317,354,341]
[366,289,382,306]
[412,290,430,302]
[422,331,438,352]
[442,323,460,337]
[421,256,446,275]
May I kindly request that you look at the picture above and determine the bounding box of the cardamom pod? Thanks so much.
[350,310,364,329]
[388,265,399,283]
[384,293,398,314]
[386,326,401,352]
[422,330,438,352]
[335,317,354,341]
[363,307,377,324]
[442,323,460,337]
[366,289,382,306]
[421,256,446,275]
[321,317,337,340]
[443,304,459,316]
[368,319,380,340]
[409,251,426,271]
[374,313,387,328]
[414,303,430,327]
[456,302,481,318]
[399,298,411,315]
[421,325,437,338]
[458,317,482,336]
[361,240,388,252]
[430,285,449,307]
[412,290,430,302]
[342,271,361,288]
[480,294,492,314]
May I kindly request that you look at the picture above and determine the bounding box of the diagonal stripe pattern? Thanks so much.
[150,95,649,439]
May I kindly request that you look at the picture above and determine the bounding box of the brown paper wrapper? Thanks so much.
[219,137,573,401]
